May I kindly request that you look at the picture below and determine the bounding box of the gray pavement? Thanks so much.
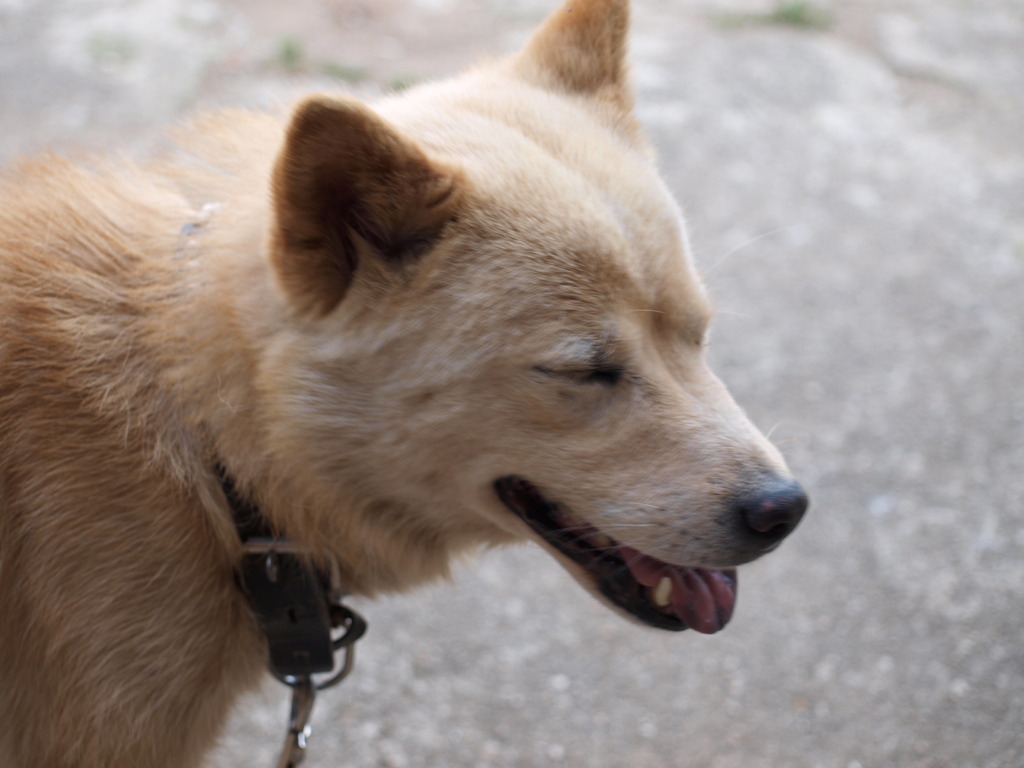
[2,1,1022,766]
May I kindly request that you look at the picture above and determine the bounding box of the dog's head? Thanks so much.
[258,0,807,633]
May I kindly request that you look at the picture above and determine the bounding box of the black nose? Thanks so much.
[735,478,808,545]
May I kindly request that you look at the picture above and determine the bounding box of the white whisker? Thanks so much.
[710,309,752,320]
[704,227,791,278]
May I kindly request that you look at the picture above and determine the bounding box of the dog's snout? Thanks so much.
[735,478,808,545]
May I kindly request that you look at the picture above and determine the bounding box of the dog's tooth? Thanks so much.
[653,576,672,607]
[590,532,612,548]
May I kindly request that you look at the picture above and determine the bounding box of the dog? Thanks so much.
[0,0,807,765]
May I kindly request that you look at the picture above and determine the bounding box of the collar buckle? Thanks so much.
[239,538,368,768]
[216,464,367,767]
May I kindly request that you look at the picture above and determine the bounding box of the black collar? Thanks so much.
[216,461,273,540]
[216,464,367,765]
[215,463,366,680]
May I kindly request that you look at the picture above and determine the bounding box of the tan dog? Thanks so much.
[0,0,807,765]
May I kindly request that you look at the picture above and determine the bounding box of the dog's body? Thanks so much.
[0,1,806,765]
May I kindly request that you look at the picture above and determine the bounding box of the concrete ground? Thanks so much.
[2,0,1022,766]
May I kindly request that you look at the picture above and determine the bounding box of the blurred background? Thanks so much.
[2,0,1022,766]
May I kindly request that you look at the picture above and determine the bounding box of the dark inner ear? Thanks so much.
[269,95,463,317]
[343,177,459,264]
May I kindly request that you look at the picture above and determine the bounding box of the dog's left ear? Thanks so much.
[269,95,463,317]
[513,0,633,112]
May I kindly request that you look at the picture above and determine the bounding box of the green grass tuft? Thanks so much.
[275,36,305,73]
[717,2,832,31]
[766,2,831,28]
[321,61,369,84]
[387,74,421,93]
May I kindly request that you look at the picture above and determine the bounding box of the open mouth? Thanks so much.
[494,476,737,634]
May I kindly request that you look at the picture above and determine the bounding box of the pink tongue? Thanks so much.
[618,545,738,634]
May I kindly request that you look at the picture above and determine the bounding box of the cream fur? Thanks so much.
[0,1,799,765]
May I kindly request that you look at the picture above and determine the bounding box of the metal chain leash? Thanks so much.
[272,586,367,767]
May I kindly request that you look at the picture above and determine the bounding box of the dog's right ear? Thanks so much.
[269,95,463,317]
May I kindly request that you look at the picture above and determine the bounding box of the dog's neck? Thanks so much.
[165,176,493,599]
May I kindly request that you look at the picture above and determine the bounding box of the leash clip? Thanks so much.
[276,677,316,768]
[216,464,367,767]
[267,556,367,768]
[273,600,367,767]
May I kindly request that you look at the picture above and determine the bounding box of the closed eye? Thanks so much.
[534,363,625,387]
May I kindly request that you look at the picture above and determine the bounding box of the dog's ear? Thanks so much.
[269,95,462,316]
[514,0,632,110]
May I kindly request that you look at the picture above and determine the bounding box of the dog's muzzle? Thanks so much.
[493,475,807,634]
